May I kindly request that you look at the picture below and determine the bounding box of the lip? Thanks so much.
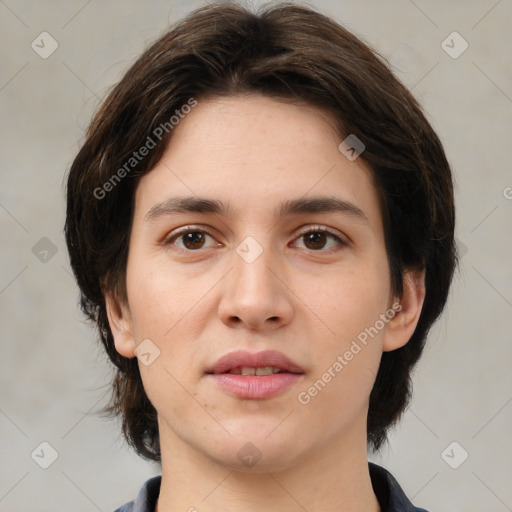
[206,349,304,375]
[207,373,304,399]
[205,349,305,400]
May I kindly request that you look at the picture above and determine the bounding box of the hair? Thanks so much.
[65,1,457,462]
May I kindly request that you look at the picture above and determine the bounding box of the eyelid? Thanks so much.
[294,224,348,246]
[163,225,220,248]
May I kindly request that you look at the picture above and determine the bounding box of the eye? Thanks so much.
[164,225,346,253]
[293,226,346,251]
[164,227,219,251]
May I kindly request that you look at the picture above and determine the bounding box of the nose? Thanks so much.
[217,242,294,331]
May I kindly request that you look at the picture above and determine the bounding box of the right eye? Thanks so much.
[164,227,220,252]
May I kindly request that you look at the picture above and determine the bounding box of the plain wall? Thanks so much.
[1,1,511,510]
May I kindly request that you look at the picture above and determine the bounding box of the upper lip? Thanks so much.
[206,350,304,374]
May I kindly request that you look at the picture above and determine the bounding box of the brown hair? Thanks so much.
[65,1,457,462]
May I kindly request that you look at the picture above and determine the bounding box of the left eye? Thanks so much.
[293,228,345,251]
[167,230,218,251]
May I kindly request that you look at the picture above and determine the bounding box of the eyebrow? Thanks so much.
[144,195,368,223]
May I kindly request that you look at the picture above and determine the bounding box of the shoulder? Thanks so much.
[112,475,162,512]
[369,463,430,512]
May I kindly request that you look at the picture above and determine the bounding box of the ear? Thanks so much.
[105,291,137,358]
[382,268,426,352]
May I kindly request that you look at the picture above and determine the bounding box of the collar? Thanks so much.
[113,463,428,512]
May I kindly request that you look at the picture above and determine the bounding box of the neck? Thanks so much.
[155,416,380,512]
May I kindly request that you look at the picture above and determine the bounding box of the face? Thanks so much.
[106,94,424,473]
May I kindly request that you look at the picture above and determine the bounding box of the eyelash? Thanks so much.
[163,225,347,253]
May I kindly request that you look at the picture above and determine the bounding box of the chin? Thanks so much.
[206,430,304,474]
[217,450,300,474]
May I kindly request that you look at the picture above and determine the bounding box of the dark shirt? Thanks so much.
[113,462,428,511]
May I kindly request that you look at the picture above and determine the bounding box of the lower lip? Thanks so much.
[207,373,304,399]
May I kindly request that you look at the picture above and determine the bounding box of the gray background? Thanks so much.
[1,0,511,510]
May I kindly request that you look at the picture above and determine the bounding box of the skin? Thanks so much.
[106,94,425,512]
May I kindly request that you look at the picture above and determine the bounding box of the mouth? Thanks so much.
[205,350,305,399]
[213,366,299,376]
[206,349,305,375]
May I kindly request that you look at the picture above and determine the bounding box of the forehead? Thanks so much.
[133,94,382,227]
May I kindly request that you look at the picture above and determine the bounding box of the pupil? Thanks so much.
[184,232,205,249]
[304,232,326,250]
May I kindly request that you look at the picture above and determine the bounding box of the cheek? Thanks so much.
[297,260,390,338]
[126,273,169,338]
[293,255,390,395]
[125,255,215,378]
[125,253,195,336]
[296,282,386,424]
